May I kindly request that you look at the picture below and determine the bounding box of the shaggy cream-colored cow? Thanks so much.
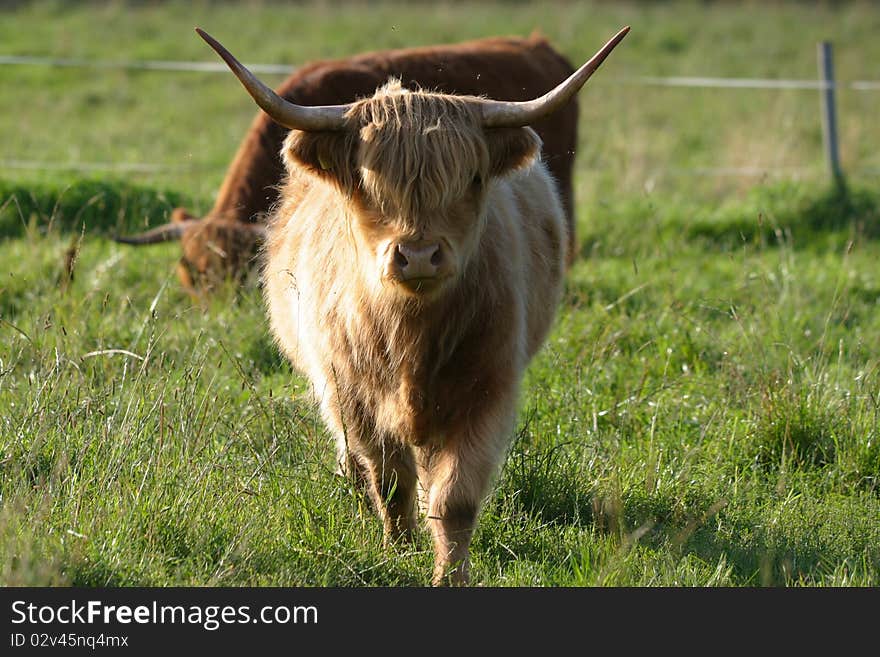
[198,26,629,585]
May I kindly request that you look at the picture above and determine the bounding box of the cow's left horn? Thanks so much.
[196,28,349,132]
[481,26,630,128]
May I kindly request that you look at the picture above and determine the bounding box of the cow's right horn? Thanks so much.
[196,28,349,132]
[113,220,194,245]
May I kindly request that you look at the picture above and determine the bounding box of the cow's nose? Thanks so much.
[394,242,443,280]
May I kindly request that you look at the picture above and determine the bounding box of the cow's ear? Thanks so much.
[282,130,358,191]
[485,127,542,178]
[171,207,197,223]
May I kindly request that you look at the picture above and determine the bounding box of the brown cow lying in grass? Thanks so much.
[198,25,629,585]
[116,33,581,293]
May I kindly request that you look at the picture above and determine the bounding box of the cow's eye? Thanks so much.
[472,174,482,187]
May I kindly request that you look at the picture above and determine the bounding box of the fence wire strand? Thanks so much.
[1,54,878,90]
[1,52,877,178]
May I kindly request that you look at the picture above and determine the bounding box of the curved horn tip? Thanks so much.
[480,25,632,129]
[194,26,349,132]
[609,25,631,48]
[194,27,241,73]
[194,27,218,50]
[194,27,232,64]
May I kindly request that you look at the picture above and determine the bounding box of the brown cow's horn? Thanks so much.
[481,26,630,128]
[196,28,349,132]
[113,220,195,245]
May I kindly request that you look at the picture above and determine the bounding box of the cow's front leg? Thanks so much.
[354,438,418,544]
[322,392,416,541]
[420,411,511,586]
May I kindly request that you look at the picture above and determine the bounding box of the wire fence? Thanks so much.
[1,49,877,179]
[2,53,878,89]
[0,54,295,75]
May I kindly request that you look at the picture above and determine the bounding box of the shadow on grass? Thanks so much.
[492,439,878,585]
[686,180,880,249]
[678,500,880,586]
[245,332,290,376]
[0,179,198,239]
[577,180,880,260]
[65,559,141,587]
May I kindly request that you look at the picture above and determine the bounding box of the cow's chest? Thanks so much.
[365,352,456,446]
[330,301,499,446]
[339,338,482,446]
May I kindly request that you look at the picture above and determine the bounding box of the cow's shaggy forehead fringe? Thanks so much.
[349,80,489,219]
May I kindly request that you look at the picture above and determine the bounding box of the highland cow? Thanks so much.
[116,34,581,292]
[198,26,629,584]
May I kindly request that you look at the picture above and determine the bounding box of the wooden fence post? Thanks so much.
[817,41,843,184]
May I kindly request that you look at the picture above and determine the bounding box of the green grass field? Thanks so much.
[1,1,878,586]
